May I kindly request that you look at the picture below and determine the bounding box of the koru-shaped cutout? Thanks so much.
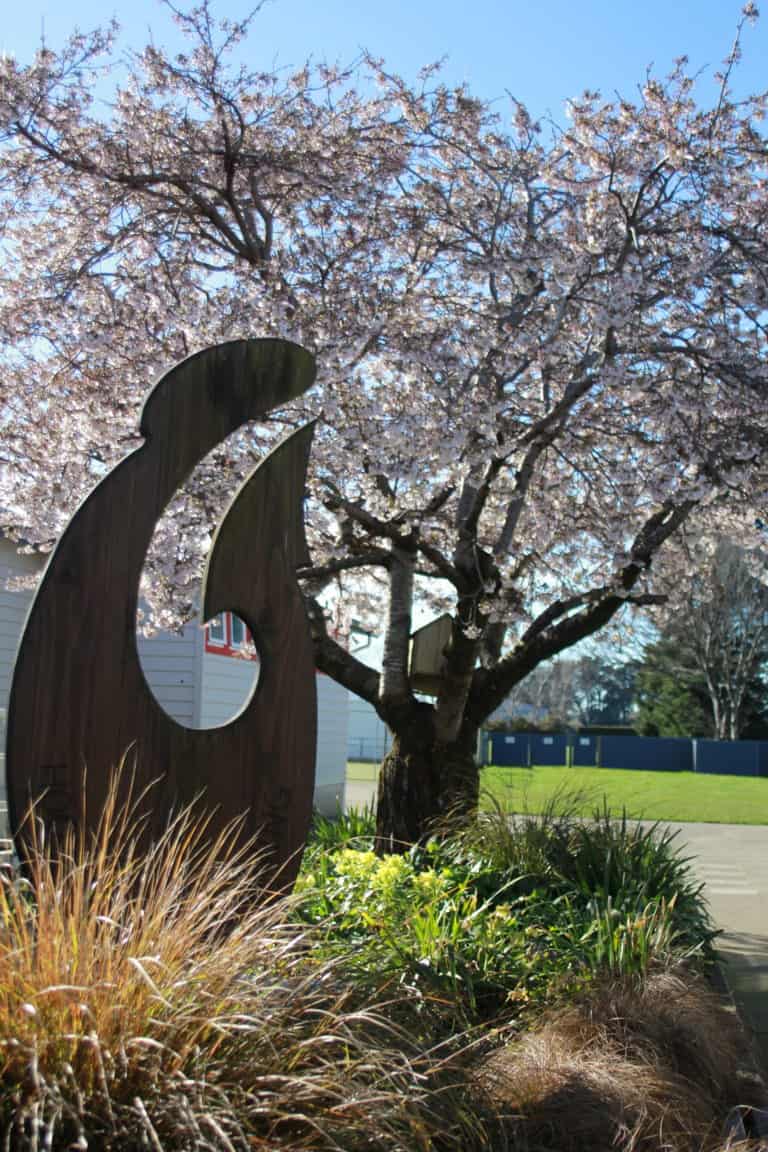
[6,339,317,887]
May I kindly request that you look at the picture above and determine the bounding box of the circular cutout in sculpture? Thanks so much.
[136,605,262,731]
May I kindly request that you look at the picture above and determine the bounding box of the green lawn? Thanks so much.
[347,762,768,825]
[485,765,768,824]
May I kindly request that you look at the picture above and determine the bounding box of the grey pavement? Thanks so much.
[666,822,768,1081]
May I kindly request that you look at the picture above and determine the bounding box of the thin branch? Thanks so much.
[471,500,695,721]
[297,550,391,585]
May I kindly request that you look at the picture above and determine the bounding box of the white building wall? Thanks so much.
[136,623,201,728]
[199,645,259,728]
[0,542,42,719]
[347,694,391,761]
[315,674,348,814]
[0,541,44,822]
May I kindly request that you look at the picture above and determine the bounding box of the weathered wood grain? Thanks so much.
[6,339,317,888]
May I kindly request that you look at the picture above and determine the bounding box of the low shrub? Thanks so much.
[297,799,716,1027]
[431,797,716,958]
[296,844,535,1025]
[562,807,714,951]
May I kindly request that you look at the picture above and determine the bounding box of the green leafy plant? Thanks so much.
[297,792,717,1029]
[561,806,716,956]
[308,803,376,856]
[558,894,683,977]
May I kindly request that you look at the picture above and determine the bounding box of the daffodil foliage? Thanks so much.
[1,4,767,838]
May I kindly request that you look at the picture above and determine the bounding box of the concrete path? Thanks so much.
[666,822,768,1079]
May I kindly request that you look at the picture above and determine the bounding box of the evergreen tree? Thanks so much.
[635,633,712,737]
[635,586,768,740]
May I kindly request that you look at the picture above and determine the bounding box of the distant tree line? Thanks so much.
[489,656,639,732]
[490,544,768,741]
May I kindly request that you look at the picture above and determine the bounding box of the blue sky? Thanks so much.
[2,0,766,120]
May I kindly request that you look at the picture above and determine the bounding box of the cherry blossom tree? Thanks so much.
[1,3,767,847]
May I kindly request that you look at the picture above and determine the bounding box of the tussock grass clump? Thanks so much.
[435,787,589,882]
[0,781,491,1151]
[475,968,759,1152]
[444,795,716,957]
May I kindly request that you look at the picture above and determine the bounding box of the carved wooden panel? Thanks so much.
[6,339,317,888]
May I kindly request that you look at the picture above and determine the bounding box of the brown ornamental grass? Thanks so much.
[0,775,763,1151]
[476,967,765,1152]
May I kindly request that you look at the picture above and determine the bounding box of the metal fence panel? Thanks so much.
[694,739,761,776]
[488,732,529,766]
[530,732,568,766]
[599,735,692,772]
[488,730,768,776]
[572,734,598,766]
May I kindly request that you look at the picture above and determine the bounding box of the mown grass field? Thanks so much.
[347,762,768,825]
[483,765,768,824]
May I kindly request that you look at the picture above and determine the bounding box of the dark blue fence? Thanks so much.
[694,739,763,776]
[600,735,693,773]
[572,733,598,767]
[488,731,529,766]
[483,730,768,776]
[530,732,568,766]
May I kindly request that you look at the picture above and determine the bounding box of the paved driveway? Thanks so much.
[667,822,768,1078]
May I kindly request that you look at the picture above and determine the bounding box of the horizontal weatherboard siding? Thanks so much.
[199,648,259,729]
[136,626,198,727]
[315,675,348,812]
[0,542,44,717]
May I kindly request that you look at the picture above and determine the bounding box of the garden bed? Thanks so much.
[0,786,761,1150]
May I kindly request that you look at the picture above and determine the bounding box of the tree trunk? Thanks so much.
[711,693,725,741]
[374,712,479,853]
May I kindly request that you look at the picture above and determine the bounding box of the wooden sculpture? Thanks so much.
[6,338,317,886]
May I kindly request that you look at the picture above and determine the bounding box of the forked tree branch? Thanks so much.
[306,595,381,707]
[470,500,694,721]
